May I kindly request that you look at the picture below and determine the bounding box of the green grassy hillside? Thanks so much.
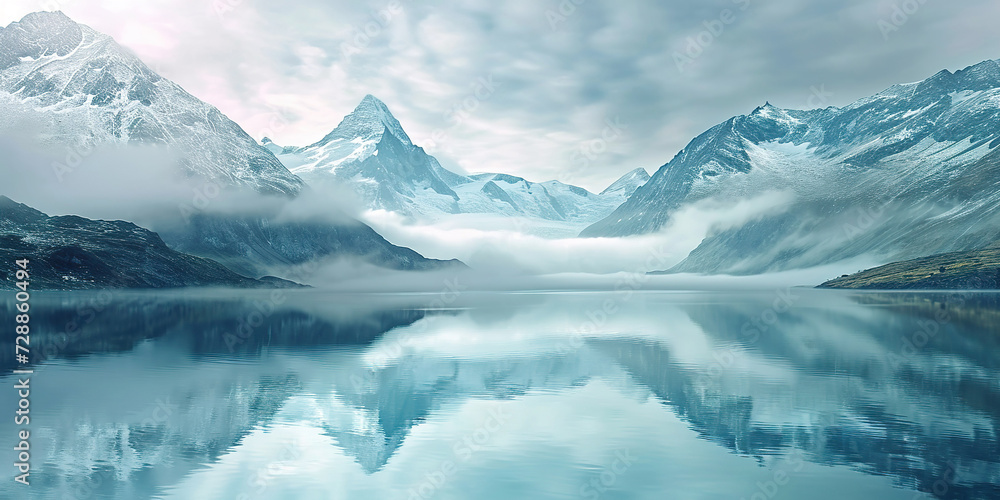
[820,246,1000,290]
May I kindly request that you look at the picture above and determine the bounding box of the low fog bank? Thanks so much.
[0,114,363,230]
[363,192,795,275]
[289,257,880,293]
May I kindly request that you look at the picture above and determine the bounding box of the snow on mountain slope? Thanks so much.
[269,95,647,235]
[600,167,650,197]
[0,11,302,195]
[582,59,1000,274]
[0,12,463,278]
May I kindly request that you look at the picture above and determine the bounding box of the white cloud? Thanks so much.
[4,0,1000,192]
[362,191,795,275]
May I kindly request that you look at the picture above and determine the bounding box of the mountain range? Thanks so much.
[582,60,1000,274]
[266,95,649,236]
[0,11,459,284]
[264,57,1000,275]
[5,10,1000,282]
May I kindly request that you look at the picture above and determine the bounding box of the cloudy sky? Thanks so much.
[2,0,1000,191]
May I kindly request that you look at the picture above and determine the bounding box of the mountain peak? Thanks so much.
[352,94,403,129]
[600,167,650,197]
[620,167,650,181]
[9,10,77,30]
[359,93,384,107]
[309,94,412,148]
[952,59,1000,88]
[751,101,780,115]
[1,11,83,68]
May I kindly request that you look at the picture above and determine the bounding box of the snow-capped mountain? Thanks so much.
[0,12,460,278]
[583,59,1000,274]
[274,95,464,214]
[0,11,301,195]
[599,167,650,198]
[268,95,647,233]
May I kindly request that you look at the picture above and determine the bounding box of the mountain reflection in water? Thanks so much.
[0,289,997,499]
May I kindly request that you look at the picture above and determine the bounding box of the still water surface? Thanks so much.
[1,288,998,499]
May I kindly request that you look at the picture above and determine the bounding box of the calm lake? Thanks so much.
[1,288,998,499]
